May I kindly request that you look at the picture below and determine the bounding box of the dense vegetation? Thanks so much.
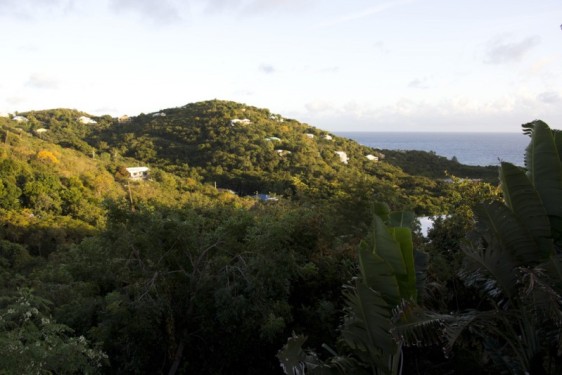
[1,101,558,374]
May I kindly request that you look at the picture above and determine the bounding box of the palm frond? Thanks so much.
[524,120,562,219]
[341,282,397,370]
[475,201,540,268]
[391,299,445,348]
[499,162,553,261]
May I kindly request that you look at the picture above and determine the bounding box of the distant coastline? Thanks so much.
[336,131,529,167]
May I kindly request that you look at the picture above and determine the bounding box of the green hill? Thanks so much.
[0,100,510,374]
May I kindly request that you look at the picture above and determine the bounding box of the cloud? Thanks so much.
[299,92,562,132]
[108,0,182,24]
[537,91,561,104]
[259,63,275,74]
[0,0,75,17]
[408,78,429,89]
[25,73,59,89]
[315,0,413,29]
[484,35,540,64]
[199,0,317,15]
[305,100,336,114]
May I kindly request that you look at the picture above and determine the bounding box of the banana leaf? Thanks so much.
[524,121,562,219]
[499,162,552,260]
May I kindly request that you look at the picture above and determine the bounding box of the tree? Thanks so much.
[395,121,562,374]
[278,206,425,374]
[0,288,107,374]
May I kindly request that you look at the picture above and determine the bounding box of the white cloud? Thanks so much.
[108,0,183,24]
[258,63,275,74]
[314,0,413,28]
[537,91,561,104]
[299,92,562,132]
[484,35,541,64]
[25,73,59,89]
[0,0,75,17]
[408,78,429,89]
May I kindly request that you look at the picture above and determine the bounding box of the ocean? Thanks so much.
[336,132,530,167]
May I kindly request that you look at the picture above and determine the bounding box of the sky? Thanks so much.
[0,0,561,132]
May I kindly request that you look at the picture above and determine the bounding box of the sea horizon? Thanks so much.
[335,131,530,167]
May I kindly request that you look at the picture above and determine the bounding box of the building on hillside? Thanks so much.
[265,137,281,142]
[35,128,48,134]
[305,133,315,139]
[152,112,166,117]
[254,193,279,202]
[366,154,379,162]
[230,118,251,126]
[335,151,349,164]
[118,115,130,123]
[275,149,292,156]
[126,167,149,180]
[323,134,333,140]
[78,116,97,124]
[12,116,28,123]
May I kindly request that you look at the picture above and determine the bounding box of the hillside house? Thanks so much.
[118,115,130,123]
[35,128,48,134]
[12,116,28,123]
[335,151,349,164]
[230,118,251,126]
[78,116,97,125]
[265,137,281,142]
[126,167,149,180]
[255,193,279,202]
[323,134,333,141]
[152,112,166,117]
[275,149,292,156]
[366,154,379,161]
[305,133,315,139]
[269,114,284,122]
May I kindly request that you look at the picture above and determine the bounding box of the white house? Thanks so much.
[152,112,166,117]
[12,116,28,123]
[230,118,252,126]
[366,154,379,161]
[269,114,284,122]
[324,134,333,141]
[335,151,349,164]
[126,167,149,180]
[35,128,48,134]
[305,133,315,139]
[265,136,281,142]
[78,116,97,125]
[118,115,130,123]
[275,149,292,156]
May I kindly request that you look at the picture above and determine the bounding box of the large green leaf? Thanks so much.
[358,244,401,307]
[476,201,542,267]
[499,162,552,259]
[553,130,562,164]
[389,227,417,300]
[371,216,407,281]
[388,211,416,229]
[471,203,530,299]
[524,121,562,219]
[341,282,397,373]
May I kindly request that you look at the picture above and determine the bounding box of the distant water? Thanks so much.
[336,132,529,167]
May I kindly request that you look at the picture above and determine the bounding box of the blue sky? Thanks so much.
[0,0,560,131]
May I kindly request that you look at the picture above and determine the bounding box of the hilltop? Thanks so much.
[1,100,499,217]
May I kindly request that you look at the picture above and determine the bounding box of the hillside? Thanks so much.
[0,101,519,374]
